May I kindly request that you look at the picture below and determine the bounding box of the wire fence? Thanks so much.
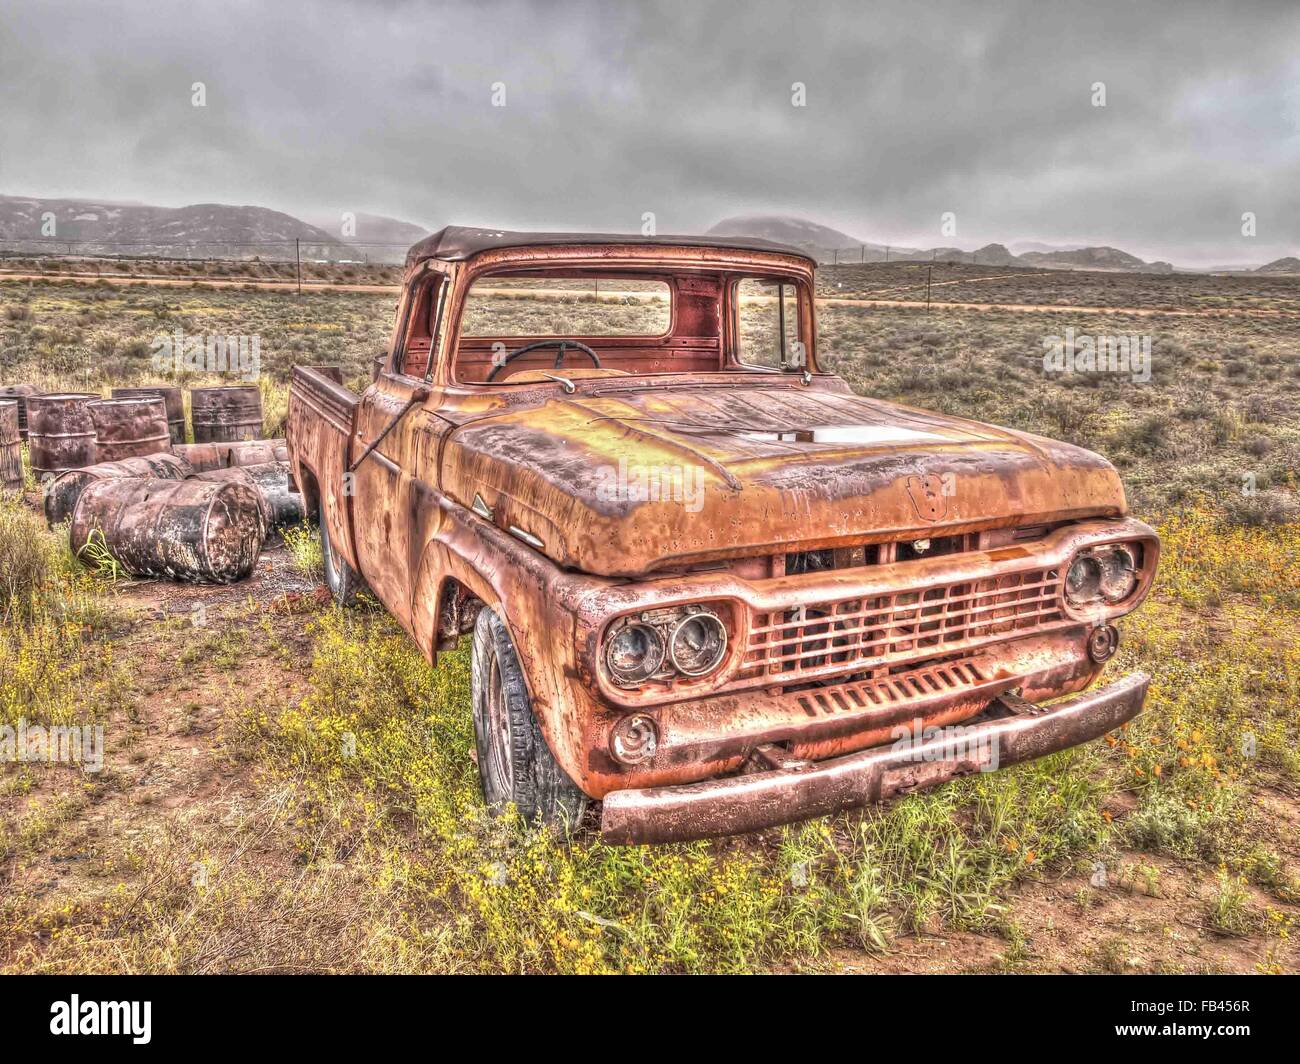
[0,236,412,265]
[819,245,996,266]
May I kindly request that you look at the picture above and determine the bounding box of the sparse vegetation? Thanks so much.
[0,267,1296,973]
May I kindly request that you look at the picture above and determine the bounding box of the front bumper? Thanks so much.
[600,671,1147,844]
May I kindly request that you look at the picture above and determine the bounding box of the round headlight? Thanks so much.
[1098,545,1138,603]
[1065,553,1104,606]
[605,623,665,686]
[667,611,728,676]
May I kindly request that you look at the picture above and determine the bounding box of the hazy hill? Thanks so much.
[1008,240,1087,255]
[303,211,431,248]
[1019,245,1149,270]
[0,194,344,258]
[707,214,881,255]
[1257,256,1300,273]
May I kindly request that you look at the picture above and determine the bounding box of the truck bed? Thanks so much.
[287,364,360,564]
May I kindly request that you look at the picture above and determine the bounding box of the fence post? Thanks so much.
[296,238,302,296]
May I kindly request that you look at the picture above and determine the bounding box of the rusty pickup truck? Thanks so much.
[287,226,1158,844]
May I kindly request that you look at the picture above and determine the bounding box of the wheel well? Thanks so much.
[436,577,486,651]
[297,464,322,522]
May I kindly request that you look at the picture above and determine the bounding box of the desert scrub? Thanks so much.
[1155,506,1300,610]
[0,495,126,730]
[282,524,323,579]
[1111,506,1300,857]
[0,499,59,621]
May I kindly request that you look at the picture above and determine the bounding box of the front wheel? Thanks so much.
[319,502,367,606]
[471,607,588,831]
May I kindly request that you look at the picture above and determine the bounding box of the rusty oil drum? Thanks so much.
[192,461,303,529]
[112,386,186,444]
[0,384,37,440]
[0,401,22,491]
[27,393,99,479]
[88,397,173,463]
[191,385,263,443]
[70,477,265,583]
[44,452,193,526]
[174,438,288,472]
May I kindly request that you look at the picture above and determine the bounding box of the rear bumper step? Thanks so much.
[600,671,1148,845]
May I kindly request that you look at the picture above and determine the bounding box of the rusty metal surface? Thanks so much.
[439,381,1127,576]
[27,392,99,477]
[0,401,21,491]
[599,672,1149,844]
[191,385,263,443]
[0,384,37,440]
[70,476,264,583]
[286,238,1162,827]
[88,397,172,463]
[192,461,303,528]
[174,439,288,472]
[405,225,817,266]
[44,452,193,526]
[111,386,186,444]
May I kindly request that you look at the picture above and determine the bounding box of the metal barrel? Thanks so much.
[88,397,173,463]
[27,392,99,479]
[44,452,193,526]
[191,385,263,443]
[0,384,37,440]
[70,477,265,584]
[0,401,22,491]
[173,438,288,472]
[192,461,303,528]
[111,386,186,444]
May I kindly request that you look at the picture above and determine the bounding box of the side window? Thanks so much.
[398,275,446,378]
[736,279,799,369]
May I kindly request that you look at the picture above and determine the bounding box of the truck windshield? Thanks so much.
[452,269,809,385]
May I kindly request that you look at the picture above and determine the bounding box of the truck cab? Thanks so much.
[287,226,1158,844]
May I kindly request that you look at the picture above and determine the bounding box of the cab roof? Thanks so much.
[404,225,816,267]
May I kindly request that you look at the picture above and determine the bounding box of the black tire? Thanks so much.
[319,502,367,606]
[471,607,589,831]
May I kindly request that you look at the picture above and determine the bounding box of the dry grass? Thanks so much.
[0,268,1296,973]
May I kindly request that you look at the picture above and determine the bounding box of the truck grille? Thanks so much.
[740,567,1065,684]
[794,657,991,717]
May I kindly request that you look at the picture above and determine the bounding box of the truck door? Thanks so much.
[349,270,450,630]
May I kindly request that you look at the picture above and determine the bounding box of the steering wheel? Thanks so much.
[485,338,601,382]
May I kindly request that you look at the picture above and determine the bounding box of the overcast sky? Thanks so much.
[2,0,1298,265]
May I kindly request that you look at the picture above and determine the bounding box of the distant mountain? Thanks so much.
[0,194,343,257]
[1008,240,1087,255]
[707,214,882,258]
[970,243,1019,266]
[1018,245,1171,273]
[303,211,431,249]
[704,216,1180,273]
[1257,256,1300,273]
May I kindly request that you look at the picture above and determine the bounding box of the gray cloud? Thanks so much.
[1,0,1297,264]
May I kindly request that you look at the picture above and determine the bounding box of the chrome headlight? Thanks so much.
[603,605,731,687]
[667,610,728,676]
[1065,544,1139,607]
[605,622,665,686]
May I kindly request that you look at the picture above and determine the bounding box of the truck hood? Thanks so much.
[440,382,1126,577]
